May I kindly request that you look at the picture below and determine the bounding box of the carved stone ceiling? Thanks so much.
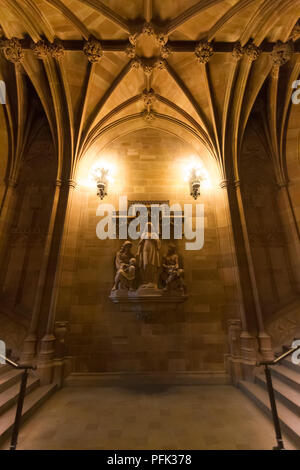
[0,0,299,182]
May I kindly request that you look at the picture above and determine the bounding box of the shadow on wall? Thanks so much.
[0,311,27,359]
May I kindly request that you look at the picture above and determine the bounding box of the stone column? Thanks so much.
[37,179,77,384]
[234,180,273,361]
[218,180,257,378]
[277,182,300,292]
[226,319,242,385]
[0,180,6,210]
[0,178,19,289]
[53,320,71,388]
[21,180,62,363]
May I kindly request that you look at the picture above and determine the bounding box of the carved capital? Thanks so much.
[271,40,293,67]
[6,177,18,188]
[143,109,155,122]
[244,41,261,61]
[124,43,136,59]
[54,321,69,342]
[154,58,166,70]
[83,37,103,63]
[129,32,138,46]
[156,33,168,47]
[67,179,77,189]
[0,37,24,63]
[160,44,172,59]
[142,63,154,76]
[54,179,62,188]
[130,57,142,70]
[142,22,155,36]
[31,40,49,59]
[194,41,213,64]
[276,178,288,189]
[232,42,244,61]
[48,40,64,59]
[142,88,156,107]
[219,179,231,189]
[59,178,77,189]
[270,65,280,79]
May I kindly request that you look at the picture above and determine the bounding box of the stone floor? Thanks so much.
[0,384,298,450]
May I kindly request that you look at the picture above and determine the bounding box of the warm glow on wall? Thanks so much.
[89,161,115,184]
[183,158,212,197]
[89,161,115,199]
[77,157,117,193]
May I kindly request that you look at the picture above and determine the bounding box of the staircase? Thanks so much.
[239,351,300,446]
[0,364,56,446]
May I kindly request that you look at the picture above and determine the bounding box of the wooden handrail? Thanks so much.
[0,353,36,370]
[257,345,300,367]
[256,344,300,450]
[0,353,37,450]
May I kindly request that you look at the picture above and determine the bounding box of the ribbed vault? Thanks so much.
[0,0,299,183]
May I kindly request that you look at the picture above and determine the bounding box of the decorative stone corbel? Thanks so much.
[232,42,244,61]
[125,43,136,59]
[160,44,172,59]
[0,37,24,63]
[271,40,293,67]
[130,57,142,69]
[142,22,155,36]
[31,40,49,59]
[194,40,214,64]
[142,109,155,122]
[154,58,166,70]
[48,40,64,59]
[83,37,103,63]
[129,32,138,45]
[143,63,155,76]
[156,33,168,47]
[244,41,261,61]
[142,88,156,107]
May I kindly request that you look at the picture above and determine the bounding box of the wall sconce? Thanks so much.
[189,168,202,200]
[92,167,109,199]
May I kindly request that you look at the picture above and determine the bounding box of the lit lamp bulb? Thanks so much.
[93,167,109,199]
[189,167,201,200]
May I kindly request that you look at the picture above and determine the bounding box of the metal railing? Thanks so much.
[0,353,36,451]
[256,345,300,450]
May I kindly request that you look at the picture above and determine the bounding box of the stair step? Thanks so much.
[0,383,57,446]
[0,365,11,376]
[0,375,40,415]
[270,365,300,391]
[280,356,300,373]
[256,373,300,415]
[0,369,23,393]
[239,380,300,445]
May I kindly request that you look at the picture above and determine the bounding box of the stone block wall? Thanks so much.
[56,129,231,373]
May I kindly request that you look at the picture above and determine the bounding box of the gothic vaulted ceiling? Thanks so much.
[0,0,299,182]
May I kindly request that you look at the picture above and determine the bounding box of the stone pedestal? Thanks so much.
[109,288,188,320]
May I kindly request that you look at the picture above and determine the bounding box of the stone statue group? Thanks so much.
[111,222,186,297]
